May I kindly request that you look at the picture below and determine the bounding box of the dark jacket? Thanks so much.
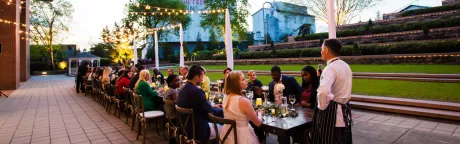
[78,64,88,77]
[177,82,223,142]
[248,79,263,100]
[129,73,139,90]
[268,75,302,104]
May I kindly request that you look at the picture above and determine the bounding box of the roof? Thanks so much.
[251,2,314,17]
[399,5,431,12]
[68,52,100,59]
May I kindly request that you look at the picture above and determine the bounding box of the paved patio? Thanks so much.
[0,75,459,144]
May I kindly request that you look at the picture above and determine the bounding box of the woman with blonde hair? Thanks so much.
[221,71,263,144]
[135,70,162,111]
[101,67,112,90]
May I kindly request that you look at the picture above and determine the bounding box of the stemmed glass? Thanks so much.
[246,90,253,101]
[289,94,296,110]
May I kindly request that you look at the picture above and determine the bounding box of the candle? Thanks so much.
[219,98,222,103]
[206,93,209,100]
[271,109,275,115]
[256,98,262,106]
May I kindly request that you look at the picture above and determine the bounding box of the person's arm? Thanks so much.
[239,97,263,126]
[317,68,335,110]
[198,90,221,115]
[268,82,274,102]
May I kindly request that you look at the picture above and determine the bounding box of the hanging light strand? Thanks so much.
[0,18,27,28]
[0,0,25,9]
[145,23,181,34]
[129,9,225,16]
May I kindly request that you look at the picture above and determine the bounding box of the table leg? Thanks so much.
[278,135,290,144]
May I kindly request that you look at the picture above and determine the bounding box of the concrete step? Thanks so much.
[350,101,460,121]
[351,95,460,112]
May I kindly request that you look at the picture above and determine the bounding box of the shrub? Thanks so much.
[295,17,460,41]
[210,40,460,59]
[100,58,111,66]
[423,24,429,36]
[30,62,50,71]
[401,4,460,17]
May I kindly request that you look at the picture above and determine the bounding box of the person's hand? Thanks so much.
[213,104,222,108]
[157,87,165,93]
[300,101,311,107]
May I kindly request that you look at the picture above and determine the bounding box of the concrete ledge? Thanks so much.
[351,95,460,112]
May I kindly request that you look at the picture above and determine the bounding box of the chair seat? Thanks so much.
[140,111,164,118]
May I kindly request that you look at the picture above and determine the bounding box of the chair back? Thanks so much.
[111,85,118,97]
[123,87,130,100]
[163,99,176,120]
[208,113,238,144]
[175,105,196,141]
[132,93,145,118]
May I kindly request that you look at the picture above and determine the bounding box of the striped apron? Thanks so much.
[311,101,353,144]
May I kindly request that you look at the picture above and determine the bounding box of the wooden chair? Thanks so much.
[124,89,133,124]
[93,79,101,101]
[105,84,117,114]
[208,114,238,144]
[175,105,197,144]
[84,79,93,97]
[163,99,179,142]
[132,93,165,144]
[113,87,127,118]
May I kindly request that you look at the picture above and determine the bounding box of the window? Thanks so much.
[256,32,261,39]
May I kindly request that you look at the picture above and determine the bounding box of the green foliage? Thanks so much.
[365,19,373,32]
[295,17,460,41]
[208,29,219,50]
[90,43,111,58]
[401,4,460,17]
[100,58,111,66]
[183,42,191,60]
[200,0,249,41]
[423,24,429,36]
[353,42,361,55]
[246,32,254,46]
[168,54,178,63]
[195,50,218,60]
[211,40,460,59]
[126,0,191,41]
[194,33,205,52]
[280,34,289,43]
[264,34,273,44]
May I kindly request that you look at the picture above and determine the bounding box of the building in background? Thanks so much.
[252,2,315,45]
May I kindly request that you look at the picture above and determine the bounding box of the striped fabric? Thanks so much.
[311,101,353,144]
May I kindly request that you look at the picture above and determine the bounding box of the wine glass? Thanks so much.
[289,94,296,110]
[246,90,253,100]
[280,105,289,118]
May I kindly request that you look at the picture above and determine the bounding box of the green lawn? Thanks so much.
[155,69,460,103]
[196,64,460,74]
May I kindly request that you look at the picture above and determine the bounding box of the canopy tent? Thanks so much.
[68,52,101,76]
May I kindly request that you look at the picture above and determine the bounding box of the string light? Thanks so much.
[129,9,225,16]
[0,18,27,27]
[0,0,25,9]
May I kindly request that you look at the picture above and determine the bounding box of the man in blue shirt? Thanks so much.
[177,65,223,142]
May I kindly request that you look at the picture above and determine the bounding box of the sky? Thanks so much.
[62,0,442,50]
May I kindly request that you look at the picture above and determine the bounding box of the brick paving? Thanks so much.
[1,75,460,144]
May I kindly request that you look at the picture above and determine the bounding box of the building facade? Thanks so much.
[0,0,30,90]
[252,2,315,45]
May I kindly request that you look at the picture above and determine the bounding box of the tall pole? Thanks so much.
[327,0,337,38]
[179,24,184,67]
[225,9,234,69]
[133,39,137,65]
[154,31,159,70]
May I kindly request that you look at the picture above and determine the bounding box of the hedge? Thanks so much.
[295,17,460,41]
[401,4,460,17]
[211,40,460,59]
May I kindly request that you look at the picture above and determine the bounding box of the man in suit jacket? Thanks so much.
[268,65,302,104]
[152,68,165,85]
[177,65,223,142]
[76,62,89,93]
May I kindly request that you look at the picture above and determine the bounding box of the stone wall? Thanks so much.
[186,53,460,65]
[339,10,459,30]
[251,26,460,51]
[443,0,460,6]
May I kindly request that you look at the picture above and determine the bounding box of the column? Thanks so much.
[68,59,71,76]
[20,0,30,82]
[0,0,21,90]
[327,0,337,38]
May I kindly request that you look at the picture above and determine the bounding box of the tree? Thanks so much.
[126,0,191,42]
[30,0,74,70]
[264,34,273,44]
[208,29,219,50]
[90,43,110,58]
[200,0,249,41]
[183,42,191,61]
[193,33,204,52]
[365,19,373,33]
[423,24,430,36]
[290,0,382,25]
[246,32,254,46]
[376,10,382,21]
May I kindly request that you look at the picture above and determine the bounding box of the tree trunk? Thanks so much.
[49,25,56,70]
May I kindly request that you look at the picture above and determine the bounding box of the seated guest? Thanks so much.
[130,66,137,75]
[177,65,223,142]
[152,68,165,85]
[135,70,163,111]
[167,68,174,76]
[247,70,263,100]
[129,66,145,90]
[201,67,211,93]
[221,71,263,144]
[268,66,302,104]
[86,68,94,81]
[300,66,319,108]
[117,70,132,100]
[180,66,189,81]
[113,70,124,86]
[101,67,112,91]
[96,68,104,81]
[219,67,232,92]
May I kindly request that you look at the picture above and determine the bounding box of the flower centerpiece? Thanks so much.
[274,83,285,105]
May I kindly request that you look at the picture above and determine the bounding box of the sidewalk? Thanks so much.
[0,75,459,144]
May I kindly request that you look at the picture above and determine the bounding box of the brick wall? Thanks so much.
[0,0,21,90]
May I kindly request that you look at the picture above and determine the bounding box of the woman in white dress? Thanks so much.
[221,71,263,144]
